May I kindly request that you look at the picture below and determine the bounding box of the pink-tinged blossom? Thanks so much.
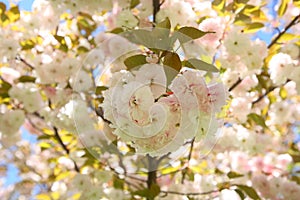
[102,65,226,156]
[229,97,252,122]
[198,17,225,48]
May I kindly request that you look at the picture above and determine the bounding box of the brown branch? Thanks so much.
[15,55,34,70]
[146,155,159,200]
[252,86,276,105]
[152,0,161,25]
[160,189,219,196]
[268,14,300,49]
[252,80,291,105]
[228,78,242,92]
[53,126,80,172]
[181,137,195,184]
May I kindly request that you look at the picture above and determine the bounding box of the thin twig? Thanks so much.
[252,86,276,105]
[268,14,300,49]
[252,80,291,105]
[53,126,80,172]
[15,55,34,70]
[160,189,219,196]
[152,0,160,25]
[181,137,195,183]
[228,78,242,92]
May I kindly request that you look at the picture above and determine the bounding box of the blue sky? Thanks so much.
[0,0,34,10]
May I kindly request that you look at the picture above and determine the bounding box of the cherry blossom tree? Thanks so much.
[0,0,300,199]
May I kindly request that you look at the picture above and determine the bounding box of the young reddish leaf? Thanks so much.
[163,52,182,72]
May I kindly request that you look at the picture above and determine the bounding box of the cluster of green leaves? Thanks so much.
[0,2,20,26]
[111,18,219,86]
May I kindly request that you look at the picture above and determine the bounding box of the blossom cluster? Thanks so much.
[102,64,226,156]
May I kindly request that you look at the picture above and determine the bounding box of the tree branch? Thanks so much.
[252,80,291,105]
[160,189,219,196]
[53,126,80,172]
[181,137,195,183]
[268,14,300,49]
[146,155,159,200]
[15,55,34,70]
[228,78,242,92]
[152,0,161,25]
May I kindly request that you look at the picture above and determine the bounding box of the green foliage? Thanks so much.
[156,17,171,30]
[124,54,147,70]
[0,4,20,26]
[236,184,261,200]
[175,26,211,43]
[235,189,246,199]
[278,0,290,16]
[227,171,244,179]
[130,0,140,9]
[133,184,161,199]
[77,12,97,37]
[163,51,182,71]
[183,58,219,72]
[95,86,108,95]
[247,113,268,129]
[0,79,11,98]
[17,76,36,83]
[242,22,264,33]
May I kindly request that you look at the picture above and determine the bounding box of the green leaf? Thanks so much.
[133,184,161,199]
[156,17,171,29]
[277,33,299,42]
[39,141,52,150]
[212,0,226,12]
[234,13,252,25]
[247,113,267,128]
[20,39,35,50]
[110,27,124,34]
[0,79,11,98]
[35,194,51,200]
[121,29,173,51]
[176,27,211,43]
[54,35,65,43]
[184,58,219,72]
[236,185,261,200]
[0,2,6,13]
[242,22,264,33]
[164,65,179,87]
[7,6,20,22]
[113,175,125,189]
[235,189,246,200]
[124,54,147,70]
[77,46,89,54]
[234,0,249,4]
[95,86,108,95]
[279,86,288,99]
[278,0,290,16]
[163,52,182,72]
[130,0,140,9]
[227,171,244,179]
[122,29,155,47]
[17,76,36,83]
